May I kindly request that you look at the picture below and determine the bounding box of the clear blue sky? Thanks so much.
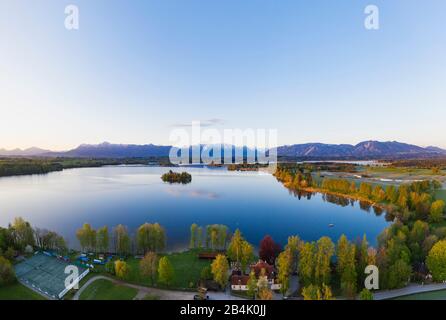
[1,0,445,150]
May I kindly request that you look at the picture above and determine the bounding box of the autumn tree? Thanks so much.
[258,288,273,300]
[259,235,281,265]
[277,249,292,296]
[96,226,109,253]
[113,224,131,256]
[247,271,258,299]
[137,223,166,254]
[158,256,174,286]
[429,200,445,223]
[211,254,229,289]
[227,229,244,267]
[298,242,316,286]
[302,284,333,300]
[140,252,158,285]
[285,235,301,274]
[114,260,130,279]
[190,223,198,248]
[76,223,96,252]
[240,241,254,273]
[197,226,203,248]
[315,236,335,286]
[336,235,357,297]
[0,256,16,286]
[11,217,35,250]
[426,240,446,282]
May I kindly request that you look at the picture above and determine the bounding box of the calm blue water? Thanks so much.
[0,166,389,250]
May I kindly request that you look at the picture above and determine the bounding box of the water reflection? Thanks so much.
[284,185,387,217]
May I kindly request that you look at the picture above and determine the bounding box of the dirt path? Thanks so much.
[72,275,194,300]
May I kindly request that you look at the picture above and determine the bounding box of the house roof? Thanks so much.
[250,260,276,278]
[231,275,250,286]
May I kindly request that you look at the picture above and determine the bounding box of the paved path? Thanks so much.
[374,283,446,300]
[73,275,195,300]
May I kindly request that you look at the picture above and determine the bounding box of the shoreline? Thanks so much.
[281,182,389,212]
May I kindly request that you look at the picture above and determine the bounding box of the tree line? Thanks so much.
[76,222,166,255]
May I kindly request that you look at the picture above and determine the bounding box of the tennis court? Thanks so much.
[15,253,89,299]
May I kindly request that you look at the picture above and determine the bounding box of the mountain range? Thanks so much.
[1,141,445,160]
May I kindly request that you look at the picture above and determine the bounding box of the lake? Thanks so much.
[0,166,390,250]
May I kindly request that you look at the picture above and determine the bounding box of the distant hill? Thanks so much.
[1,141,445,160]
[0,147,51,157]
[277,141,446,159]
[44,142,171,158]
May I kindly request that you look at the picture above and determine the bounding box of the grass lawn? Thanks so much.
[125,249,212,290]
[141,293,160,300]
[0,282,46,300]
[392,289,446,300]
[79,279,138,300]
[435,189,446,202]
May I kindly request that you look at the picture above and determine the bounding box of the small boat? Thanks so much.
[328,223,335,228]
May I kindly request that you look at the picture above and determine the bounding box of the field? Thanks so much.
[0,282,46,300]
[79,279,138,300]
[392,289,446,300]
[436,189,446,202]
[125,249,212,290]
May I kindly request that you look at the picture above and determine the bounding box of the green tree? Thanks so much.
[76,223,96,252]
[11,217,35,250]
[96,226,109,253]
[359,288,374,300]
[426,240,446,282]
[137,223,166,254]
[285,235,301,273]
[277,249,292,296]
[247,271,258,299]
[218,225,228,249]
[337,235,357,297]
[0,256,16,286]
[387,259,411,289]
[158,256,174,286]
[227,229,244,266]
[105,260,115,275]
[298,242,316,286]
[315,236,335,286]
[211,254,229,289]
[240,241,254,273]
[140,252,158,285]
[190,223,198,248]
[200,266,213,281]
[429,200,445,223]
[113,224,131,256]
[302,284,333,300]
[197,227,203,248]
